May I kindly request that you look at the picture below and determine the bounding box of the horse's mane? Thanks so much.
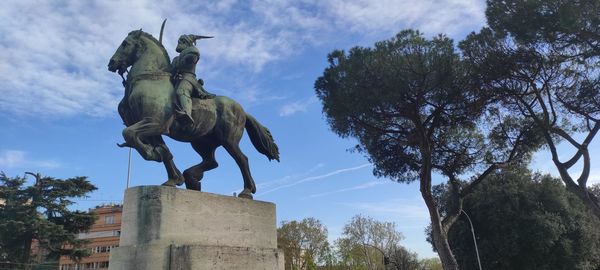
[129,30,171,66]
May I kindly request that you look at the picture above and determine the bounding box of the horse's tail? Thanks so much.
[245,114,280,162]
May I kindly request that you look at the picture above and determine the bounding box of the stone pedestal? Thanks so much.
[108,186,284,270]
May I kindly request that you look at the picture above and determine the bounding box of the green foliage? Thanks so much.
[590,184,600,198]
[315,30,492,182]
[486,0,600,58]
[419,258,443,270]
[315,27,542,270]
[461,0,600,218]
[315,28,543,270]
[436,168,600,270]
[278,218,330,270]
[388,246,421,270]
[335,215,403,270]
[280,216,434,270]
[0,173,97,269]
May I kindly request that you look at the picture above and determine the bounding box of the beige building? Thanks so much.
[58,204,122,270]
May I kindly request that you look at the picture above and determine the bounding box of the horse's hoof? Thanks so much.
[175,176,185,186]
[238,189,253,200]
[161,179,177,187]
[185,180,201,191]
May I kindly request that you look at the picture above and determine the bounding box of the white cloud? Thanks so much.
[0,0,486,118]
[0,150,61,169]
[279,96,318,116]
[0,0,304,118]
[309,180,388,198]
[325,0,486,37]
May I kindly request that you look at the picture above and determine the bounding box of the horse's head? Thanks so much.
[108,30,144,74]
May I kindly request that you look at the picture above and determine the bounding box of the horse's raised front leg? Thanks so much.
[223,142,256,199]
[121,117,167,162]
[183,141,219,191]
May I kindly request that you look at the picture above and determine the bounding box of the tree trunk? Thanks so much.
[420,159,459,270]
[429,222,459,270]
[21,233,34,270]
[422,190,460,270]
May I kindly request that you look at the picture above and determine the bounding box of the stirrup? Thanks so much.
[175,112,194,125]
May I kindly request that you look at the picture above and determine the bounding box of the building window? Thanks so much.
[89,245,119,254]
[85,262,99,269]
[105,215,115,224]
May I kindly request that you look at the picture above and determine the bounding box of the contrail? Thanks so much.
[258,163,371,196]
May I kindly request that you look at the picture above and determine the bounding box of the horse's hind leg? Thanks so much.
[183,142,219,191]
[223,142,256,199]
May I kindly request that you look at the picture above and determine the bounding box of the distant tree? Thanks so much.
[387,246,421,270]
[335,215,404,270]
[318,245,342,270]
[315,30,536,269]
[434,167,600,270]
[419,258,443,270]
[590,184,600,198]
[0,172,97,270]
[278,217,330,270]
[460,0,600,218]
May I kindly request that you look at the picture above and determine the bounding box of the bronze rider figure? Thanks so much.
[172,34,216,128]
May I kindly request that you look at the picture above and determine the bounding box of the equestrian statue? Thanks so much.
[107,21,279,199]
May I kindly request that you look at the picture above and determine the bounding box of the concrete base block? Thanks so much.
[109,244,168,270]
[108,186,284,270]
[110,244,284,270]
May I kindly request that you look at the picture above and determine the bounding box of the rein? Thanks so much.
[123,71,172,100]
[126,71,172,86]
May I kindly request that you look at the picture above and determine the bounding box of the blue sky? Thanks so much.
[2,0,599,259]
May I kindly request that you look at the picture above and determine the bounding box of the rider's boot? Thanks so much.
[175,109,194,132]
[175,89,195,131]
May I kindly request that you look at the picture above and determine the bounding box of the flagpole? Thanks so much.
[126,148,132,189]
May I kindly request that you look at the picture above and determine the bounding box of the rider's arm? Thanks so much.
[181,52,199,65]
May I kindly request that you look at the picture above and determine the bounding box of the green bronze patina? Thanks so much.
[108,27,279,199]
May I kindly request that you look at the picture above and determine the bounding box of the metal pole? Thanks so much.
[126,148,132,189]
[461,209,482,270]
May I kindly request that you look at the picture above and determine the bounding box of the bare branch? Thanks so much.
[577,149,591,187]
[561,121,600,168]
[550,127,581,148]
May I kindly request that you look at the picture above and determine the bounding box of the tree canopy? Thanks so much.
[315,29,537,270]
[0,172,97,270]
[335,215,404,270]
[315,30,487,182]
[486,0,600,57]
[276,215,438,270]
[460,0,600,218]
[278,217,330,270]
[435,167,600,270]
[315,1,600,267]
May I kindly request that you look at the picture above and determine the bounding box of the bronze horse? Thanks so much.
[107,30,279,199]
